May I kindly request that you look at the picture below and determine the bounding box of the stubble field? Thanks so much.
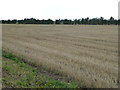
[2,24,118,88]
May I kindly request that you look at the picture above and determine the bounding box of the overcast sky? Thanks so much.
[0,0,119,20]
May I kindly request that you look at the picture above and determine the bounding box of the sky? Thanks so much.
[0,0,119,20]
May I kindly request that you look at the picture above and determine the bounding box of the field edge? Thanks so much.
[2,50,79,88]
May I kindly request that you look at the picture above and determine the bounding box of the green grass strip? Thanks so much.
[2,51,78,88]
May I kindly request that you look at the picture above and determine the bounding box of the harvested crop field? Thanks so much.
[2,24,118,88]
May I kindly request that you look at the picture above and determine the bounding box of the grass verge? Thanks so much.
[2,51,78,88]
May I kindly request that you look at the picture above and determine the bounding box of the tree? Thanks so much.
[1,17,119,25]
[109,17,114,24]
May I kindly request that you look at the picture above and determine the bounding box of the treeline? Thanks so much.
[1,17,120,25]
